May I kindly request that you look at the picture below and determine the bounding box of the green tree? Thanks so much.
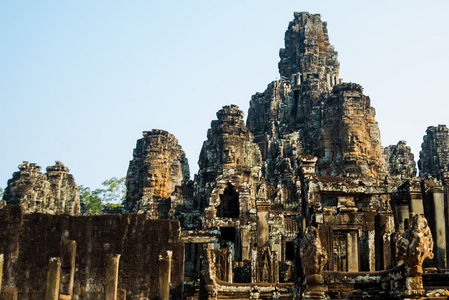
[78,185,103,213]
[100,177,126,204]
[0,187,3,199]
[78,177,126,213]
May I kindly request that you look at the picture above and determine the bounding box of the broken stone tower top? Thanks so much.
[279,12,340,89]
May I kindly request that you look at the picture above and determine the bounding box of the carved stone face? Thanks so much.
[222,146,236,164]
[146,171,160,187]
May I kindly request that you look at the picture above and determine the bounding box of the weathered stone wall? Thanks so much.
[2,161,80,215]
[418,124,449,180]
[0,206,184,299]
[125,129,190,212]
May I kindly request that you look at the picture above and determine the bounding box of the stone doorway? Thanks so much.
[332,230,359,272]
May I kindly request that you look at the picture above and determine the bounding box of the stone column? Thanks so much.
[0,253,3,297]
[45,257,61,300]
[241,227,250,261]
[159,250,172,300]
[367,230,375,271]
[256,202,269,247]
[60,240,76,297]
[251,247,258,283]
[226,249,233,283]
[431,188,446,269]
[347,231,359,272]
[272,251,279,284]
[442,171,449,269]
[105,254,121,300]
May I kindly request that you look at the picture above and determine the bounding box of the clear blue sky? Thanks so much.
[1,1,448,190]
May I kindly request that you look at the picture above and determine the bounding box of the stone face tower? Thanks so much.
[197,105,262,219]
[248,12,383,180]
[418,124,449,179]
[384,140,417,179]
[318,83,383,178]
[3,161,80,215]
[197,105,262,185]
[125,129,189,212]
[278,12,340,88]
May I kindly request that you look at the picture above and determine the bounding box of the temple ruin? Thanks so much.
[1,11,449,300]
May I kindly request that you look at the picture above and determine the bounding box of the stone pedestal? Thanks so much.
[304,275,328,300]
[304,289,328,300]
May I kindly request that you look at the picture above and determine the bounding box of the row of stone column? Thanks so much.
[0,248,173,300]
[45,253,125,300]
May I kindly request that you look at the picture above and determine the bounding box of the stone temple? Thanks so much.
[1,12,449,300]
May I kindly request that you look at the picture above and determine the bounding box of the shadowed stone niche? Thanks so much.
[2,161,80,215]
[125,129,190,213]
[250,246,279,284]
[216,183,239,218]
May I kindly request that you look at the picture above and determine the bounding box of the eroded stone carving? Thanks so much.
[3,161,80,215]
[278,12,339,89]
[251,246,279,284]
[300,226,329,300]
[418,125,449,180]
[385,140,417,179]
[300,226,328,278]
[125,129,189,213]
[397,215,434,296]
[248,13,384,182]
[4,11,449,300]
[318,83,383,178]
[397,214,434,274]
[198,105,262,222]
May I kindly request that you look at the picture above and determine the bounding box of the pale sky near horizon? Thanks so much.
[1,1,448,190]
